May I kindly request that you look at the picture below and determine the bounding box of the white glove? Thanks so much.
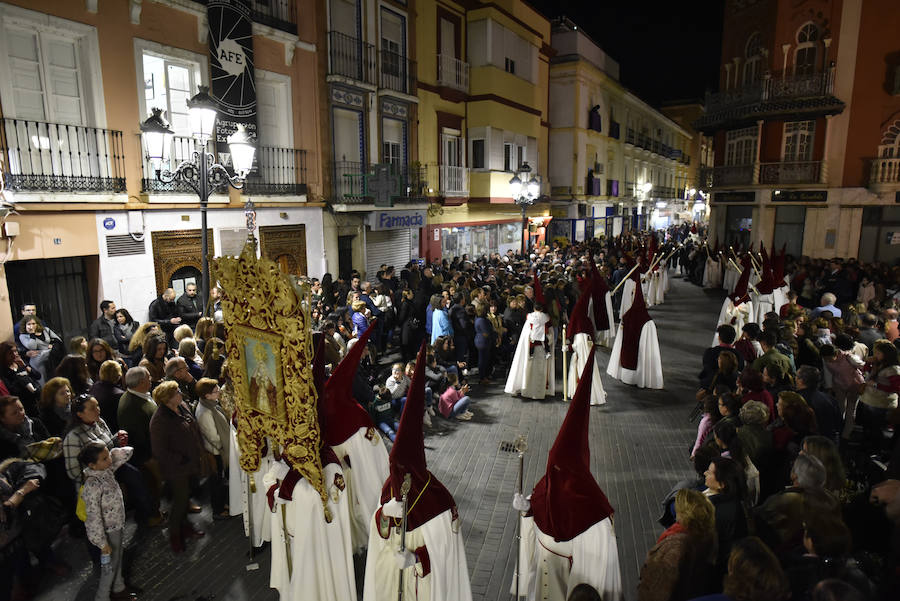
[383,498,404,518]
[394,549,416,570]
[512,493,531,512]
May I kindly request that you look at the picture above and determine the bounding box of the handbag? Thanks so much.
[76,484,87,522]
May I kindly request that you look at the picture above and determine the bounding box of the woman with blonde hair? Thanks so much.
[194,317,215,353]
[128,322,159,365]
[173,324,194,346]
[638,489,717,601]
[178,338,204,380]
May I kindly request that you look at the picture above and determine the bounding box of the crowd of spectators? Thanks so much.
[2,224,900,600]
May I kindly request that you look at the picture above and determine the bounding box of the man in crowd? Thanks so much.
[176,283,203,329]
[88,300,119,348]
[810,292,842,319]
[149,288,182,346]
[164,357,197,404]
[752,331,792,376]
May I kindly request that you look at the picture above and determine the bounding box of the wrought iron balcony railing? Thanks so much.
[141,135,208,193]
[380,49,416,95]
[250,0,296,34]
[699,165,755,188]
[436,54,469,93]
[331,161,432,204]
[759,161,822,185]
[870,157,900,186]
[327,31,376,84]
[333,160,368,201]
[243,146,308,195]
[625,128,635,145]
[1,118,125,193]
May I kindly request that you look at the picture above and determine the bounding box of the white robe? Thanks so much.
[505,312,556,399]
[332,426,390,553]
[660,261,670,294]
[722,266,740,295]
[649,271,665,305]
[702,258,722,289]
[752,292,775,324]
[267,462,357,601]
[619,279,636,316]
[514,516,623,601]
[228,427,272,547]
[587,291,616,348]
[363,508,473,601]
[641,276,652,307]
[712,298,754,347]
[566,333,606,406]
[773,284,790,314]
[607,321,664,389]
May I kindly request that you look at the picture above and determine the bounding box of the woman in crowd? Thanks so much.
[68,336,88,358]
[113,309,139,359]
[88,360,124,434]
[127,322,159,366]
[474,304,496,384]
[350,300,369,338]
[38,377,73,437]
[858,339,900,439]
[61,393,156,528]
[801,435,846,495]
[396,288,418,362]
[173,324,194,347]
[17,316,61,383]
[0,342,41,417]
[717,393,743,430]
[692,395,721,459]
[763,364,793,402]
[86,338,124,384]
[715,536,791,601]
[194,317,215,353]
[194,378,230,520]
[178,338,204,381]
[54,355,91,395]
[150,381,206,553]
[201,337,226,382]
[431,295,453,345]
[139,335,169,388]
[637,488,717,601]
[703,455,749,571]
[714,420,760,506]
[738,369,775,422]
[0,395,50,461]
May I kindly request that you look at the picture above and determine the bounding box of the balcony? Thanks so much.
[243,146,308,195]
[588,110,602,133]
[759,161,822,185]
[656,186,677,199]
[141,135,208,193]
[607,179,619,197]
[625,128,635,145]
[1,118,125,193]
[437,164,468,196]
[331,161,432,205]
[380,49,416,95]
[327,31,376,85]
[699,165,755,188]
[250,0,296,34]
[869,158,900,187]
[437,54,469,93]
[696,68,844,132]
[586,175,602,196]
[609,121,620,140]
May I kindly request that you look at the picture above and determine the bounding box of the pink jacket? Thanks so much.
[439,386,463,418]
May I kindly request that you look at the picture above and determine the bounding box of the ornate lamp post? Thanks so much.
[140,85,256,312]
[509,162,540,255]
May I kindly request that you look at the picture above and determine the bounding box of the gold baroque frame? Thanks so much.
[212,242,328,513]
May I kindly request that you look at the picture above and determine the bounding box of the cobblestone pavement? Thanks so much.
[34,274,723,601]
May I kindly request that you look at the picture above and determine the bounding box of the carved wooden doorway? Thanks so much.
[151,229,215,295]
[259,224,307,276]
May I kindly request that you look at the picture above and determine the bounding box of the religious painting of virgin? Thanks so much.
[233,325,285,418]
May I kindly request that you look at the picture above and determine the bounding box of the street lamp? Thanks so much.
[510,162,540,255]
[140,85,256,312]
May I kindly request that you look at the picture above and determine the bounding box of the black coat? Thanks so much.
[176,293,203,327]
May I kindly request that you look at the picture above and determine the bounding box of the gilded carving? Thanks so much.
[212,241,328,516]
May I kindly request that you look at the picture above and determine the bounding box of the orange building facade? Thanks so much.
[698,0,900,261]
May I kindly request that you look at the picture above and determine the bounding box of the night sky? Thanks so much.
[530,0,725,107]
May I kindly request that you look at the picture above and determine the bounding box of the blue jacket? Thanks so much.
[431,309,453,345]
[352,311,369,337]
[474,316,495,350]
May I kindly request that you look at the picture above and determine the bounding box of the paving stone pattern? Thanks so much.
[36,275,724,601]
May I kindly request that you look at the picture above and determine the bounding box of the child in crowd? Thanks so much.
[439,373,473,421]
[370,386,398,442]
[424,352,449,395]
[385,362,410,415]
[79,441,135,601]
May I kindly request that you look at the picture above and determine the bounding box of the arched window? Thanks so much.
[743,32,762,86]
[794,22,819,76]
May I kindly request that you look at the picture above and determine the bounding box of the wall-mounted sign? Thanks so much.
[103,217,116,230]
[771,190,827,202]
[368,210,427,231]
[712,191,756,203]
[207,0,257,165]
